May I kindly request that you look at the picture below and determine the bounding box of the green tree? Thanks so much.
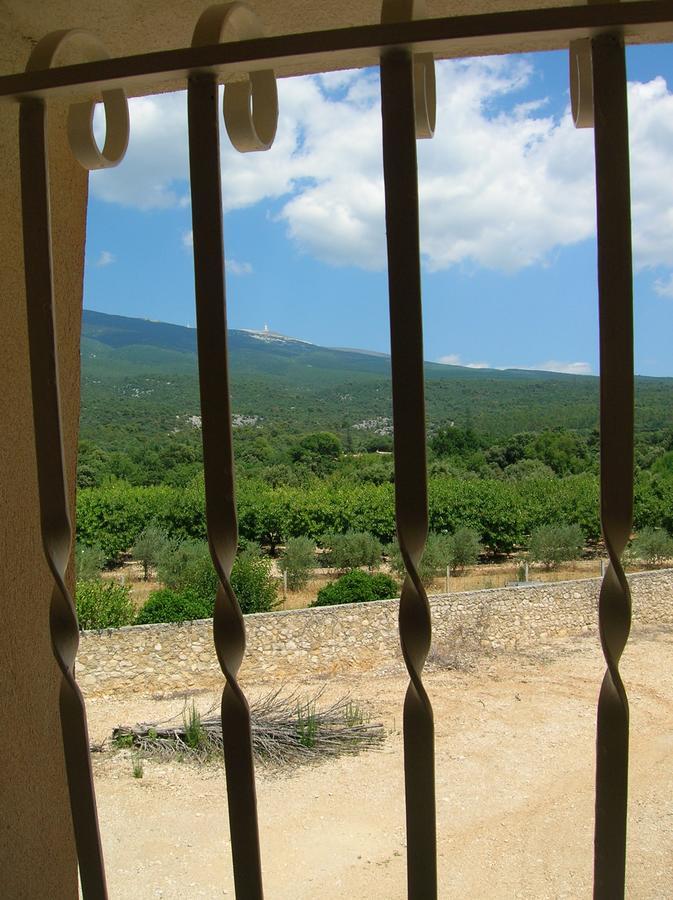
[430,425,482,459]
[279,536,316,590]
[157,539,277,614]
[76,580,135,630]
[628,527,673,566]
[230,554,278,614]
[157,540,213,597]
[651,450,673,478]
[74,542,105,581]
[502,459,555,481]
[527,523,584,569]
[320,531,382,572]
[291,432,342,476]
[387,533,456,587]
[132,523,171,580]
[449,527,483,572]
[525,429,591,476]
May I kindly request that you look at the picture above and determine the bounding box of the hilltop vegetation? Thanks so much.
[76,309,673,612]
[79,309,673,490]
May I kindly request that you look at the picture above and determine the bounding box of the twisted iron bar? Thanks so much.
[591,34,634,900]
[187,72,264,900]
[380,49,437,900]
[19,98,108,899]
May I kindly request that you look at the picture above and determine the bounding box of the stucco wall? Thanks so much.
[78,570,673,698]
[0,95,87,895]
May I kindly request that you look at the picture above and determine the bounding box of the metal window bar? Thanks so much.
[380,48,436,900]
[8,4,667,898]
[591,34,634,899]
[187,71,264,900]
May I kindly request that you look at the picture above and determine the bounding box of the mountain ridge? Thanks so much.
[80,308,673,441]
[82,308,603,383]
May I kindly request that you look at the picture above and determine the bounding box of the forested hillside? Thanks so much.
[79,309,673,489]
[76,309,673,626]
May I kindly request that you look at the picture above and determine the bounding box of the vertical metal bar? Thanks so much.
[591,34,634,900]
[187,73,264,900]
[18,98,108,899]
[380,49,437,900]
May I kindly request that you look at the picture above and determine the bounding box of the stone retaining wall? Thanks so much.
[77,570,673,697]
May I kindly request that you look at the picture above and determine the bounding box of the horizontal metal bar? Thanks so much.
[1,1,673,102]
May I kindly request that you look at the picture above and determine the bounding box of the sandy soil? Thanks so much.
[86,627,673,899]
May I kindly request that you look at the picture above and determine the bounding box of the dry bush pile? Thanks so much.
[110,689,385,765]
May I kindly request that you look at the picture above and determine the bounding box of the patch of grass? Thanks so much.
[113,732,134,749]
[183,701,206,750]
[132,755,144,779]
[296,701,318,748]
[343,701,365,727]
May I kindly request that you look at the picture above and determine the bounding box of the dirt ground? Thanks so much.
[86,627,673,899]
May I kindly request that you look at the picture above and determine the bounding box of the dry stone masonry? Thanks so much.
[77,570,673,697]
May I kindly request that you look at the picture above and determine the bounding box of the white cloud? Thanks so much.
[439,354,592,374]
[95,249,115,267]
[92,94,190,209]
[90,62,673,280]
[437,353,490,369]
[626,77,673,272]
[180,230,252,274]
[227,259,253,276]
[526,360,592,375]
[654,273,673,297]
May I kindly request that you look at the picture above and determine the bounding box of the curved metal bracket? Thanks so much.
[570,37,594,128]
[27,29,129,168]
[381,0,436,139]
[192,2,278,152]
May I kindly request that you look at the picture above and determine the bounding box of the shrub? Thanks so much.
[156,539,277,616]
[157,540,213,595]
[76,579,135,630]
[450,527,483,573]
[230,553,278,614]
[628,527,673,566]
[279,536,316,590]
[387,532,458,586]
[527,523,584,569]
[132,523,171,580]
[312,570,397,607]
[320,531,383,572]
[75,543,105,581]
[369,572,399,600]
[135,588,212,625]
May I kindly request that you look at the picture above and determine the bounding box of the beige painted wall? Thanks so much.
[0,95,87,895]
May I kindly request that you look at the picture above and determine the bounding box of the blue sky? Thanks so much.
[84,45,673,376]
